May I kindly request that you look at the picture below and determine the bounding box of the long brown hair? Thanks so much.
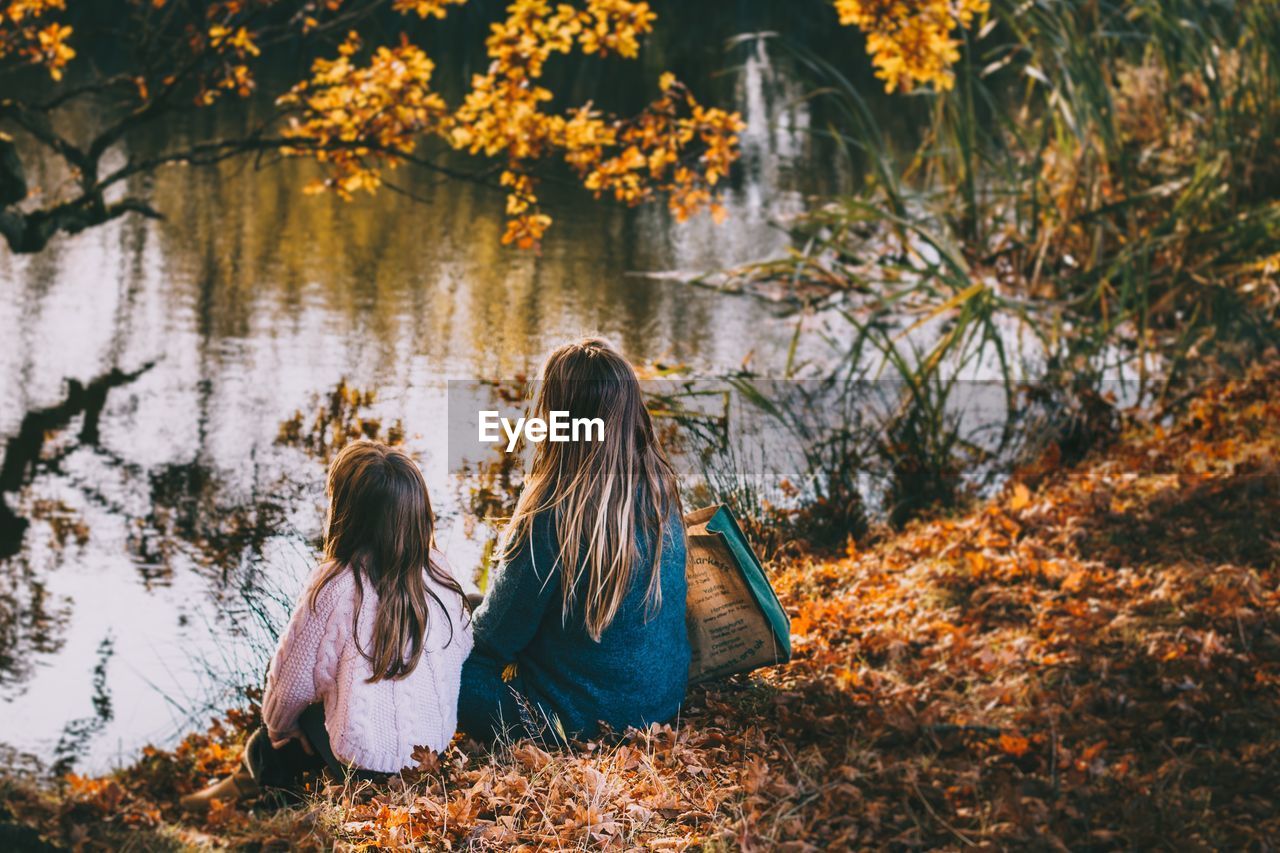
[311,440,466,682]
[501,338,683,641]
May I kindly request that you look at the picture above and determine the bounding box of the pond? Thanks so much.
[0,34,843,773]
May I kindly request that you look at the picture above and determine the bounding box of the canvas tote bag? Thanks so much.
[684,505,791,682]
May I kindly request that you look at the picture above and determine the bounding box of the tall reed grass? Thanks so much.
[730,0,1280,530]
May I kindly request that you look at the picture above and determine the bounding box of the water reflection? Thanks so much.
[0,34,835,772]
[0,364,154,558]
[50,635,114,775]
[652,35,819,272]
[0,556,72,689]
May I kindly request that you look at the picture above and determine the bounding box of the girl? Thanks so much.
[182,441,472,811]
[458,338,689,743]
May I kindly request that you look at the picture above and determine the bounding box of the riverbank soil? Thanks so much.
[2,359,1277,849]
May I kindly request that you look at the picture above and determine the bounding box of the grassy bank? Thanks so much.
[2,356,1276,850]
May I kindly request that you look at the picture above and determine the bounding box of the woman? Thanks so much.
[182,441,472,811]
[458,338,690,743]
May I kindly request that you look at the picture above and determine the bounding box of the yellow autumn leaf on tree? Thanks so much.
[276,0,743,248]
[833,0,989,92]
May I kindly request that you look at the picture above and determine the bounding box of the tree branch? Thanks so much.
[0,99,91,179]
[99,133,505,193]
[1,128,509,254]
[1,196,162,254]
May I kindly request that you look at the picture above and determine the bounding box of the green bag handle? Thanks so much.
[702,506,792,662]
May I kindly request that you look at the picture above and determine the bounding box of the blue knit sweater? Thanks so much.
[471,509,690,738]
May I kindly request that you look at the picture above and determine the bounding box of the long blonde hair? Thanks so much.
[502,338,683,641]
[311,441,467,681]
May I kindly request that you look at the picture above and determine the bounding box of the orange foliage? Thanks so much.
[280,31,449,198]
[3,0,741,250]
[392,0,467,18]
[833,0,989,92]
[276,0,743,248]
[0,0,73,78]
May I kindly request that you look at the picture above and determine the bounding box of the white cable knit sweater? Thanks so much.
[261,552,473,773]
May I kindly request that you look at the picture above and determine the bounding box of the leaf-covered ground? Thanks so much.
[2,361,1277,850]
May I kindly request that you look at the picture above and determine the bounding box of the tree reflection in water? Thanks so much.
[0,374,423,771]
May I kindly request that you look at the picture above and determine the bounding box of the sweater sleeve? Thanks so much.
[472,513,562,661]
[261,573,341,745]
